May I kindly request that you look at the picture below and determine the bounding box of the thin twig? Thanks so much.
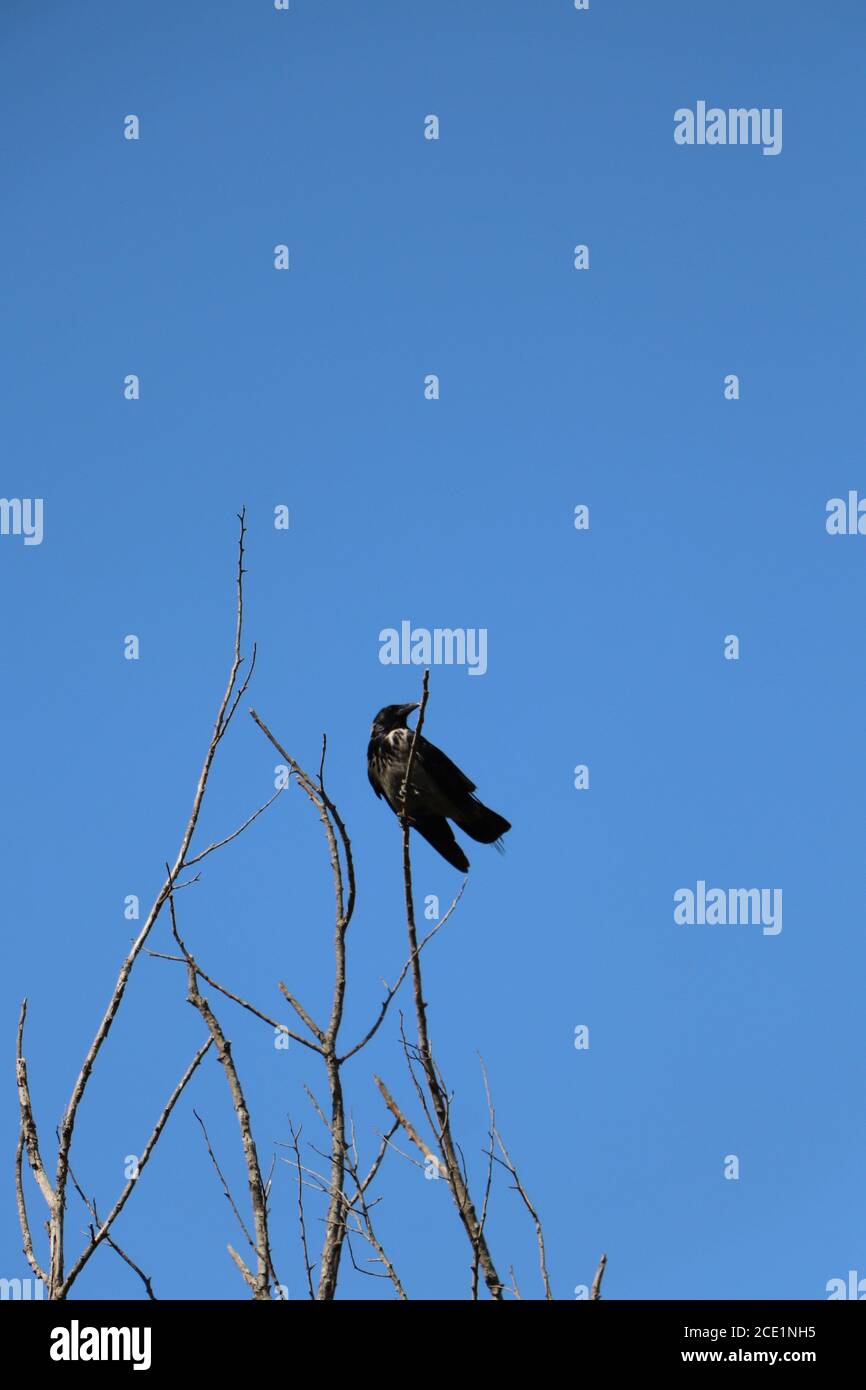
[146,951,321,1054]
[473,1060,498,1301]
[103,1235,158,1300]
[249,710,356,1301]
[193,1109,255,1253]
[479,1054,553,1300]
[288,1122,316,1300]
[50,510,252,1297]
[181,788,284,870]
[67,1174,157,1300]
[338,881,467,1063]
[168,887,272,1300]
[343,1119,406,1299]
[58,1039,213,1297]
[353,1121,400,1199]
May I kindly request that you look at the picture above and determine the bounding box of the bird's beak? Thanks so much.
[402,702,420,717]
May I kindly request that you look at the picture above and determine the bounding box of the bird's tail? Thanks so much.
[455,798,511,847]
[413,815,470,873]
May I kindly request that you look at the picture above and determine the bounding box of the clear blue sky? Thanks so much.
[2,0,864,1300]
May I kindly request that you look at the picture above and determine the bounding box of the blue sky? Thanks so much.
[2,0,864,1300]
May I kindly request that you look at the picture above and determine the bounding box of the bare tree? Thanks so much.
[13,514,605,1302]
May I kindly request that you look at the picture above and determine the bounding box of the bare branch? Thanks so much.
[16,1001,54,1212]
[288,1122,316,1300]
[343,1119,406,1299]
[53,510,253,1295]
[15,1131,47,1285]
[473,1061,498,1301]
[480,1055,552,1300]
[249,711,357,1301]
[181,787,284,870]
[227,1243,257,1294]
[147,951,322,1055]
[168,889,272,1300]
[249,710,353,933]
[487,1143,551,1299]
[302,1083,330,1132]
[591,1252,608,1300]
[103,1234,158,1300]
[339,881,467,1064]
[397,672,505,1300]
[373,1075,446,1178]
[59,1038,213,1296]
[353,1120,400,1200]
[398,1015,440,1146]
[67,1174,157,1300]
[193,1109,255,1254]
[103,1235,157,1300]
[278,983,325,1046]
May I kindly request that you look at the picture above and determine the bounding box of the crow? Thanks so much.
[367,702,511,872]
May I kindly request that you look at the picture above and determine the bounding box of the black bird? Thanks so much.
[367,702,511,872]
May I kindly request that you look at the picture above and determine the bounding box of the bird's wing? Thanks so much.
[413,735,477,796]
[367,764,383,798]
